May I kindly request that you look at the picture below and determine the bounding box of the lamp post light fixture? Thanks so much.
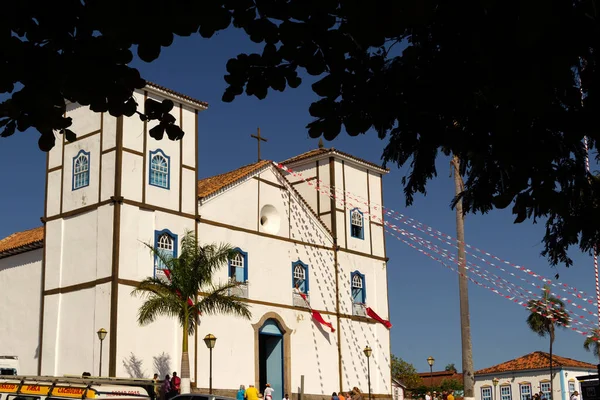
[96,328,107,377]
[203,334,217,394]
[492,378,499,400]
[427,356,435,390]
[363,346,373,400]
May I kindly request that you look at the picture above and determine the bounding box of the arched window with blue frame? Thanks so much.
[292,260,309,294]
[350,208,364,239]
[351,271,366,304]
[72,149,90,190]
[154,229,178,278]
[149,149,170,189]
[229,248,248,283]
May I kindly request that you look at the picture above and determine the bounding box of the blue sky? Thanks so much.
[1,28,599,374]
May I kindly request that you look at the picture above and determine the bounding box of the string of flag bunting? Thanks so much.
[276,161,598,309]
[274,161,600,340]
[387,225,599,333]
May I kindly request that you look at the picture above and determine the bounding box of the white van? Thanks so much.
[0,357,19,376]
[0,376,153,400]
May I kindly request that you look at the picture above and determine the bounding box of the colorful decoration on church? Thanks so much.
[296,290,335,332]
[366,307,392,329]
[275,160,600,341]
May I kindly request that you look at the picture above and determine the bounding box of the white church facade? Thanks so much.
[0,83,393,399]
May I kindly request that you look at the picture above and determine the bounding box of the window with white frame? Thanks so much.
[481,387,492,400]
[540,382,551,400]
[569,381,576,395]
[292,261,308,294]
[229,249,248,283]
[500,385,512,400]
[149,149,170,189]
[520,383,532,400]
[350,208,364,239]
[351,271,366,304]
[154,230,177,278]
[72,150,90,190]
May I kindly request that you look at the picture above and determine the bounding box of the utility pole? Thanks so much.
[452,155,475,400]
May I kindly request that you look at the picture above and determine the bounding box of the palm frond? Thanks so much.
[136,294,184,326]
[131,277,174,298]
[140,240,177,273]
[195,281,252,320]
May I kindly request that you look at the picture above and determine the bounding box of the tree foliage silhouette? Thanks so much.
[3,0,600,267]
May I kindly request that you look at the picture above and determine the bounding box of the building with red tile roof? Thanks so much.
[475,352,597,400]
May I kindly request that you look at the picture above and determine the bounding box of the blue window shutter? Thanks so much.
[229,248,248,282]
[292,260,309,294]
[72,149,91,190]
[351,271,366,303]
[149,149,170,189]
[154,229,177,278]
[350,208,364,240]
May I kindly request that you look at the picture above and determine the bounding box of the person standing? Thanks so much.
[246,384,260,400]
[149,374,159,400]
[171,372,181,396]
[264,384,274,400]
[339,392,346,400]
[237,385,247,400]
[571,391,580,400]
[447,391,454,400]
[283,394,290,400]
[161,375,171,400]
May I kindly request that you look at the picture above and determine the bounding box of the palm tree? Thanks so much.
[132,230,252,394]
[583,328,600,360]
[526,285,570,400]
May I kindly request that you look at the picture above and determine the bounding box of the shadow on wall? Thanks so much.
[122,352,172,379]
[282,184,392,394]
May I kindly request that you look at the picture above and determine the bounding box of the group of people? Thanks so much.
[424,390,455,400]
[236,384,278,400]
[331,387,366,400]
[237,385,365,400]
[153,371,181,400]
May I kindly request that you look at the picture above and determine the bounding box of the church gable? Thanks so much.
[198,162,333,246]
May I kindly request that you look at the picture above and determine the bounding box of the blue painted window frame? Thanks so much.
[540,382,551,400]
[259,319,283,337]
[519,384,532,400]
[500,385,512,400]
[568,381,576,395]
[154,229,178,278]
[149,149,170,189]
[481,387,492,400]
[351,270,366,304]
[229,248,248,282]
[72,149,90,190]
[350,208,364,240]
[292,260,309,294]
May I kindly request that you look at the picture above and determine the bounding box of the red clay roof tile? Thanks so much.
[279,148,389,173]
[0,226,44,258]
[197,160,272,199]
[475,351,596,375]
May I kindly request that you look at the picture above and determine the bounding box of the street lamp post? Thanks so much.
[96,328,107,377]
[203,334,217,394]
[427,356,435,390]
[364,346,373,400]
[493,378,499,400]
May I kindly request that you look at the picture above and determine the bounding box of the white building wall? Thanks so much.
[53,283,111,376]
[116,283,185,380]
[0,249,43,375]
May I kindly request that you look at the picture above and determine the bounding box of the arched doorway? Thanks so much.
[259,319,284,398]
